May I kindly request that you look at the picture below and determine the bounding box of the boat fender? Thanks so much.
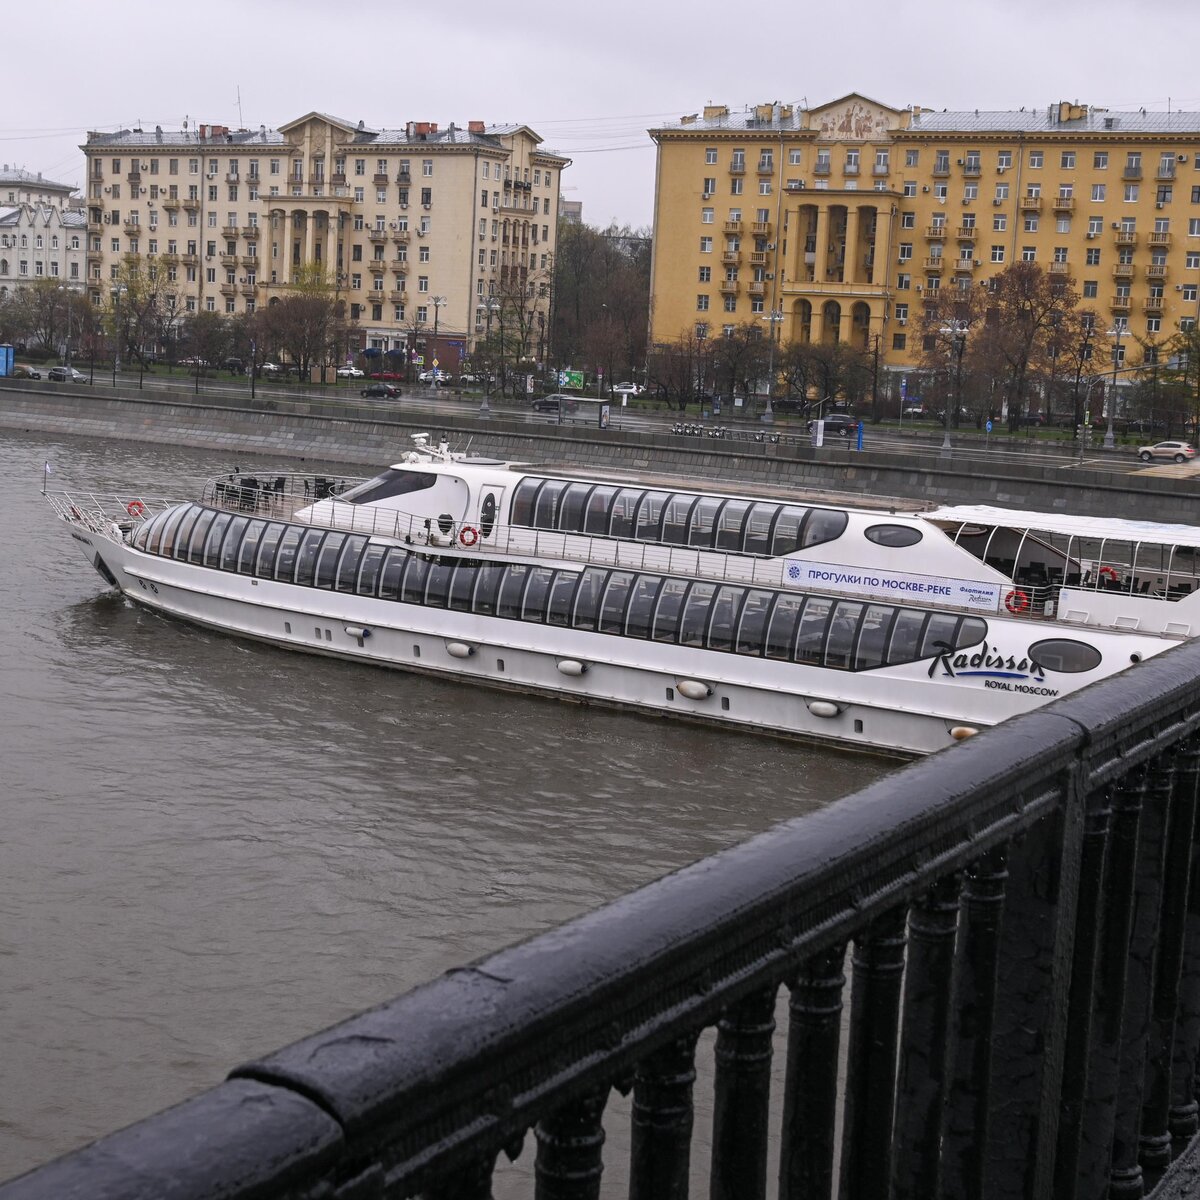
[676,679,713,701]
[950,726,980,740]
[344,625,372,640]
[446,641,476,659]
[126,499,146,518]
[1004,589,1030,614]
[556,659,588,677]
[807,699,842,719]
[459,525,480,548]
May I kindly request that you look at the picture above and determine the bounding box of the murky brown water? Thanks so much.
[0,429,891,1182]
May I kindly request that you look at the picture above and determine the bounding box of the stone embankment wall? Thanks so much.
[2,381,1194,523]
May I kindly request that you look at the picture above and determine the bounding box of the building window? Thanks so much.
[1086,247,1101,265]
[903,181,917,197]
[1125,184,1140,202]
[896,273,910,289]
[1022,246,1036,261]
[1024,216,1039,232]
[702,208,714,224]
[892,332,907,350]
[1184,284,1198,301]
[901,212,915,228]
[993,215,1007,231]
[1186,251,1200,268]
[991,245,1005,262]
[700,236,712,252]
[422,160,433,176]
[995,183,1009,200]
[1092,184,1106,202]
[898,243,912,261]
[1029,151,1044,168]
[905,149,919,167]
[1094,152,1109,169]
[1061,151,1076,169]
[964,184,978,200]
[705,148,717,165]
[697,294,709,311]
[699,266,711,282]
[789,149,802,165]
[1083,280,1098,297]
[997,151,1013,169]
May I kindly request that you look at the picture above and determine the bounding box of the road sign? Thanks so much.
[986,419,993,433]
[432,358,439,369]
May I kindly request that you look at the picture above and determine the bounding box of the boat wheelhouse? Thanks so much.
[46,437,1200,757]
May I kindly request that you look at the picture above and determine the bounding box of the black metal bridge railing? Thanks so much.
[9,640,1200,1199]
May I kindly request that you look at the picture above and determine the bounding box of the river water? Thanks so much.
[0,428,890,1183]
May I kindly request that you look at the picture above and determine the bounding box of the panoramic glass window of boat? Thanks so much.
[134,512,995,672]
[509,477,848,555]
[339,470,438,504]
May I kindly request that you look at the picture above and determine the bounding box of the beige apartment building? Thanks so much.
[650,95,1200,380]
[82,112,568,367]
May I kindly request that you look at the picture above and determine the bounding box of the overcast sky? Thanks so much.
[7,0,1200,231]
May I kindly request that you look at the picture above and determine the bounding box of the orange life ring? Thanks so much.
[1005,589,1030,614]
[1099,565,1119,582]
[459,525,480,548]
[126,499,146,518]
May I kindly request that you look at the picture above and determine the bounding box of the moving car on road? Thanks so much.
[361,382,400,399]
[531,394,578,415]
[47,366,89,383]
[612,382,644,396]
[1139,441,1196,463]
[806,413,857,437]
[336,365,364,378]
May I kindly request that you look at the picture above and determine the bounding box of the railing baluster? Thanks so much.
[941,844,1007,1200]
[839,905,907,1200]
[630,1033,699,1200]
[1079,768,1149,1200]
[1171,742,1200,1154]
[710,985,777,1200]
[1110,755,1175,1198]
[1140,741,1200,1185]
[891,873,963,1200]
[779,945,846,1200]
[1055,782,1116,1200]
[534,1090,608,1200]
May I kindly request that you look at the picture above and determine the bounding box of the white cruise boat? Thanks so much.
[47,435,1200,757]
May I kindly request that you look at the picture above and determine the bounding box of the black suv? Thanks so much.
[807,413,857,437]
[532,394,578,414]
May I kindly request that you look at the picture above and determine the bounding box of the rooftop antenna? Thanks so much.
[237,86,244,128]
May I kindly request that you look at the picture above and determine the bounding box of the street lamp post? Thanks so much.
[939,322,968,453]
[761,308,784,425]
[1104,325,1126,450]
[58,285,73,368]
[479,297,500,416]
[431,295,445,380]
[110,285,125,387]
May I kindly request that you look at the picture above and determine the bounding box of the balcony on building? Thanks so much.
[957,225,977,240]
[220,253,238,268]
[368,228,388,243]
[748,281,766,297]
[126,170,141,185]
[1157,163,1177,181]
[1111,294,1132,311]
[123,221,140,236]
[397,170,411,184]
[1147,263,1168,279]
[1149,231,1172,248]
[240,284,255,297]
[749,251,767,267]
[925,225,948,238]
[962,160,982,177]
[219,282,237,297]
[1144,295,1166,312]
[87,217,103,232]
[722,250,741,265]
[391,262,407,275]
[222,225,239,240]
[241,225,258,240]
[813,160,831,176]
[1049,261,1070,275]
[1019,195,1043,212]
[954,258,976,273]
[391,230,409,243]
[330,173,346,186]
[752,221,771,237]
[1123,164,1143,180]
[183,198,199,210]
[388,290,406,303]
[373,173,389,186]
[719,280,739,295]
[757,160,773,176]
[872,162,890,177]
[728,162,745,175]
[1112,262,1134,279]
[923,257,945,271]
[843,161,860,176]
[240,255,258,268]
[932,160,951,177]
[181,253,198,265]
[1115,229,1138,247]
[723,220,742,234]
[1053,195,1075,212]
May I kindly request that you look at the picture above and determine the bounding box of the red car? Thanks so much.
[368,371,404,381]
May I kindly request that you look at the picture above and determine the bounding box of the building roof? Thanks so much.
[0,165,76,193]
[910,108,1200,136]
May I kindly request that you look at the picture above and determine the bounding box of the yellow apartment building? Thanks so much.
[81,112,569,367]
[650,94,1200,380]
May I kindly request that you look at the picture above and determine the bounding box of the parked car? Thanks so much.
[612,382,644,396]
[367,370,404,381]
[222,358,246,374]
[259,361,288,377]
[361,382,400,399]
[14,366,41,379]
[532,394,578,415]
[806,413,857,437]
[335,365,364,378]
[418,369,452,384]
[1138,440,1196,463]
[47,366,89,383]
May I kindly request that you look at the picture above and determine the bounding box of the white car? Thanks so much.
[612,382,644,396]
[336,365,364,379]
[418,369,452,384]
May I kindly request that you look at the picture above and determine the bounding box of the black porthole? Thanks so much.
[865,524,923,548]
[1029,638,1102,674]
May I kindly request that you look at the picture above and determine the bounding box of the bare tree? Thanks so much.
[646,331,713,411]
[254,264,354,382]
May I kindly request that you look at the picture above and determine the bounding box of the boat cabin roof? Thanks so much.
[926,504,1200,551]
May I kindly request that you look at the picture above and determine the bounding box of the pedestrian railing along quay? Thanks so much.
[10,647,1200,1199]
